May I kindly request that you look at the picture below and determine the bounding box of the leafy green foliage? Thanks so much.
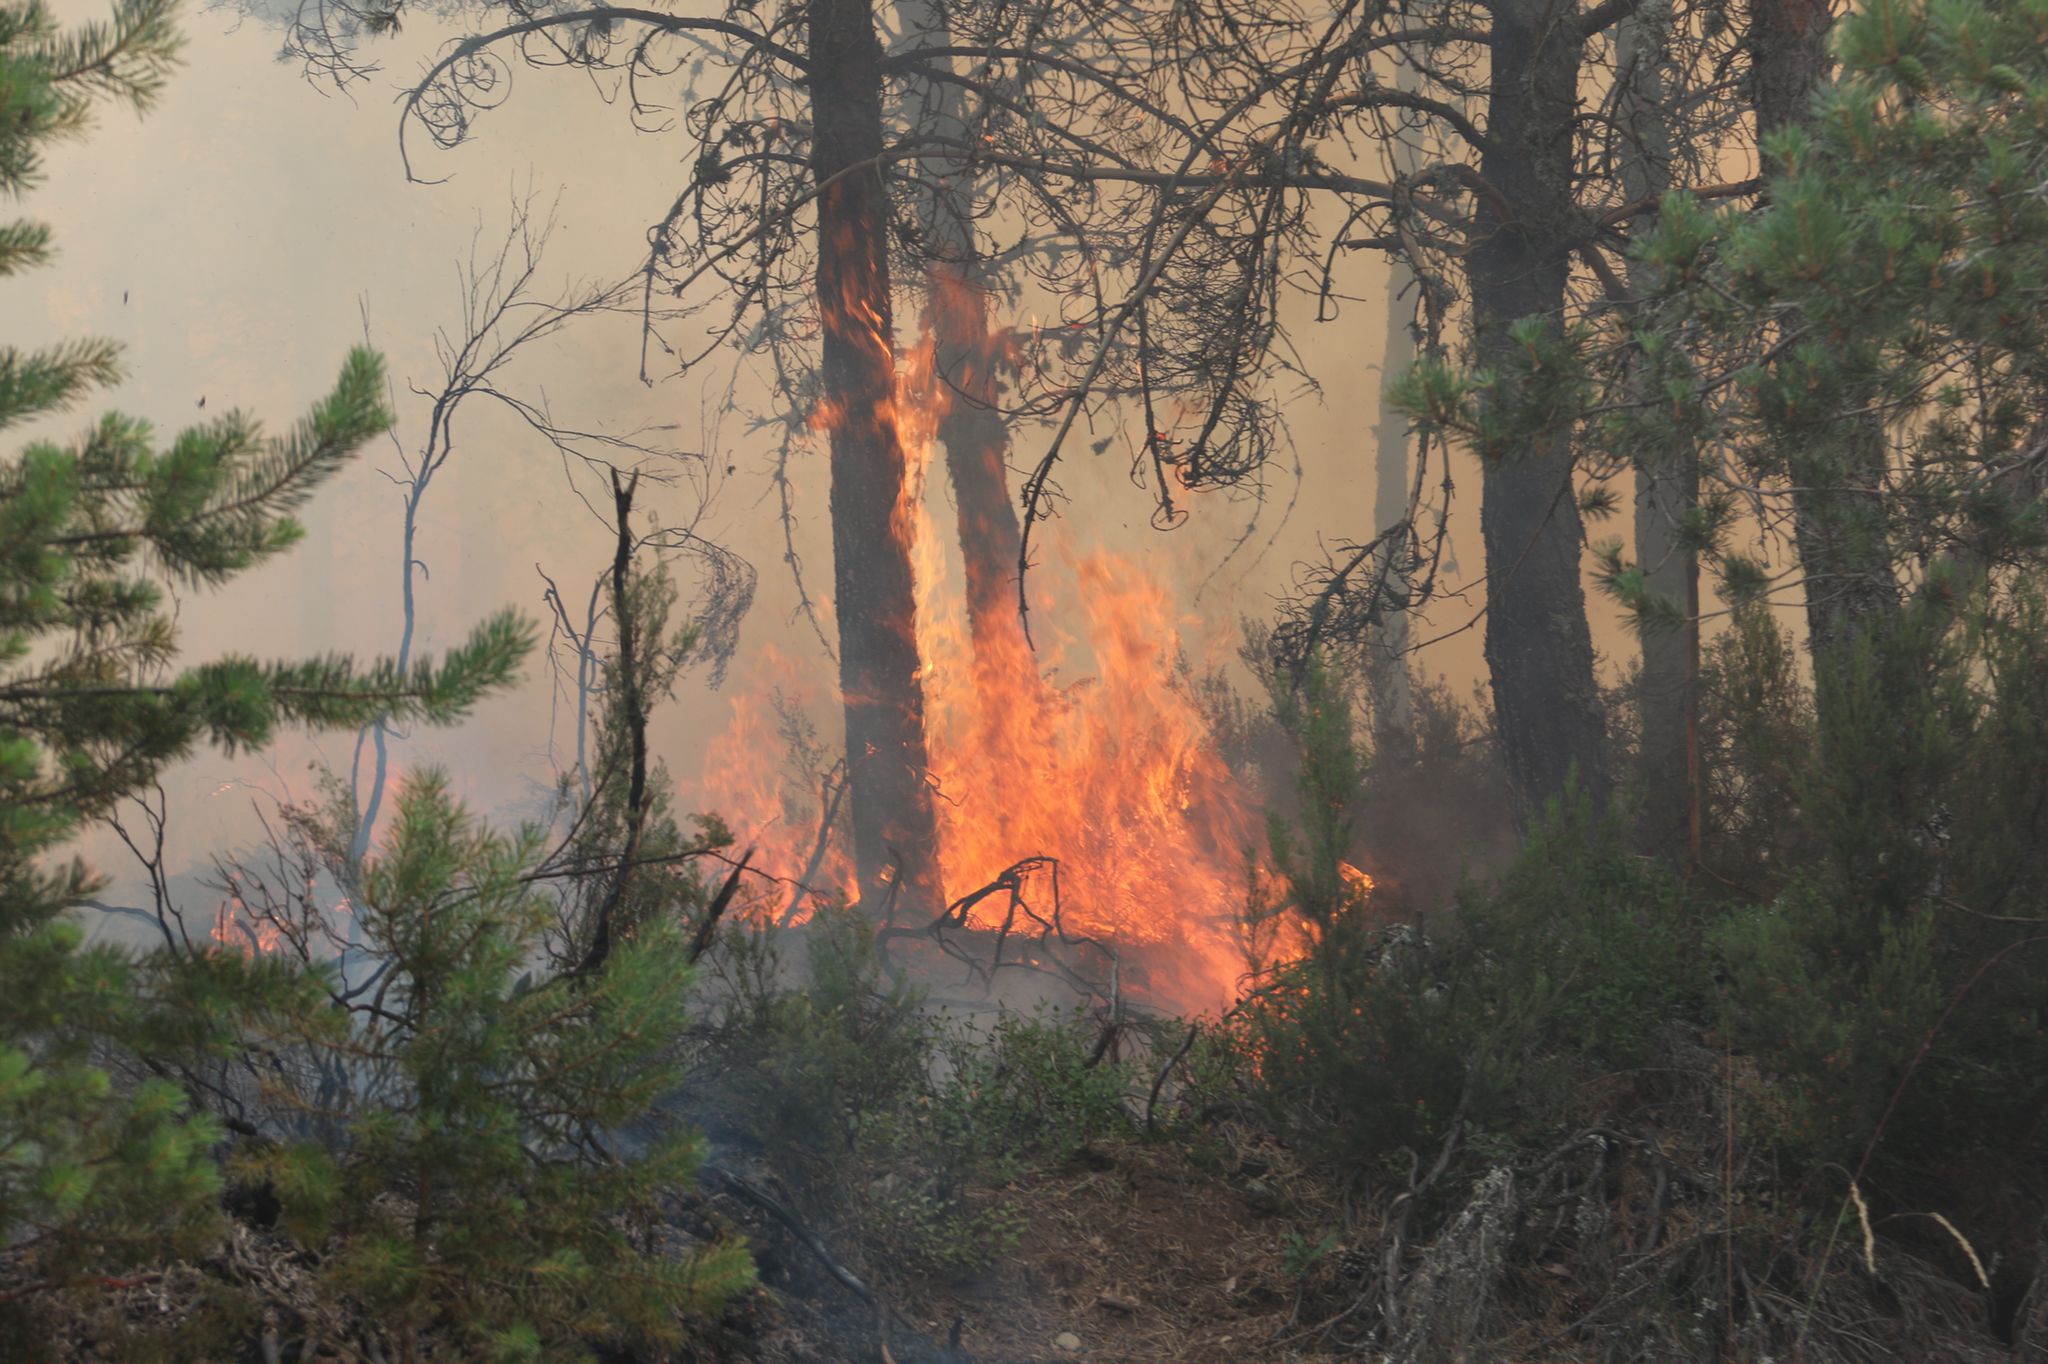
[699,911,1138,1281]
[1690,604,1813,889]
[0,0,530,1304]
[708,906,935,1172]
[1239,665,1702,1167]
[1715,585,2048,1173]
[230,775,752,1355]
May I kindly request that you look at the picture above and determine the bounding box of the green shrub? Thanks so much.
[230,774,752,1358]
[706,906,935,1173]
[1449,796,1700,1076]
[927,1005,1138,1172]
[700,914,1142,1281]
[1694,604,1814,890]
[1715,586,2048,1177]
[1240,661,1705,1167]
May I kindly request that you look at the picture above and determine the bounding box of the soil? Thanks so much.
[717,1125,1352,1364]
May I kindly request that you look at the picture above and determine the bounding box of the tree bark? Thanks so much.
[1369,59,1424,762]
[1468,0,1610,820]
[1370,269,1417,762]
[1618,8,1700,856]
[1750,0,1832,146]
[932,264,1027,665]
[810,0,944,916]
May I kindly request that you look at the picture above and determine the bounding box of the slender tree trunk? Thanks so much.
[1619,10,1700,857]
[1369,59,1423,762]
[894,0,1028,666]
[1468,0,1610,819]
[1371,269,1416,762]
[1750,0,1897,657]
[810,0,944,916]
[932,266,1027,662]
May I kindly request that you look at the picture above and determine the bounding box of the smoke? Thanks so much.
[53,5,1552,990]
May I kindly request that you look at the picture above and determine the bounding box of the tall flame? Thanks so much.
[694,313,1263,1012]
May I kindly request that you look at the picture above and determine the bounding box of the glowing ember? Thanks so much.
[693,318,1264,1012]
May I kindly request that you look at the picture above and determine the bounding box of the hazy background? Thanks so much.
[25,1,1557,923]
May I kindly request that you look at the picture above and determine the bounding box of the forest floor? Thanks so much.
[13,1033,2032,1363]
[742,1129,1338,1364]
[18,1102,2031,1364]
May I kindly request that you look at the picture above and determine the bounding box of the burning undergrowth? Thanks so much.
[695,321,1269,1018]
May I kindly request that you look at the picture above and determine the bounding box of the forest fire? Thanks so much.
[695,320,1263,1013]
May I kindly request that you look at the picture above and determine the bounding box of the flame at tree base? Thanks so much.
[695,327,1264,1015]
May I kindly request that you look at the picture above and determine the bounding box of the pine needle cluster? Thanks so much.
[0,0,529,1298]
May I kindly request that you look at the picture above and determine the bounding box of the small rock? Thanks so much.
[1054,1331,1084,1353]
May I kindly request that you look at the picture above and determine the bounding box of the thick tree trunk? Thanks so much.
[1750,0,1832,145]
[1467,0,1610,820]
[1750,0,1898,658]
[810,0,944,916]
[1619,10,1700,856]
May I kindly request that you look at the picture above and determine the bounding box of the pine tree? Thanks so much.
[1577,0,2048,1174]
[0,0,530,1291]
[213,501,754,1356]
[230,771,753,1358]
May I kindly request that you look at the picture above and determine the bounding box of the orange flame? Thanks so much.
[210,895,282,958]
[693,312,1264,1013]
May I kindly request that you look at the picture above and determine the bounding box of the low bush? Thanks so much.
[696,912,1141,1282]
[1236,661,1705,1170]
[222,774,753,1359]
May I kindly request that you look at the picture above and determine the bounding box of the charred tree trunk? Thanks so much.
[1750,0,1898,658]
[895,0,1028,668]
[810,0,944,916]
[1468,1,1610,820]
[932,264,1027,665]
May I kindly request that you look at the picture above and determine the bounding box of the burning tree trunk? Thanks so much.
[1469,0,1611,818]
[895,0,1029,669]
[931,266,1027,664]
[810,0,944,916]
